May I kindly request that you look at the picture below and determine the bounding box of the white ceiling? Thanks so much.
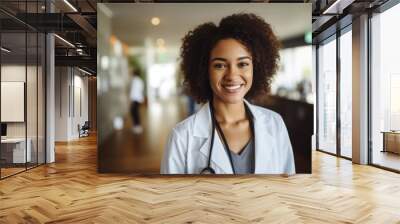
[103,3,311,48]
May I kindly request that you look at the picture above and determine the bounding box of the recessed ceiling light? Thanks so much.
[151,17,160,26]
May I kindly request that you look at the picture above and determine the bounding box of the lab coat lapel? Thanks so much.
[253,118,272,173]
[198,130,234,174]
[193,102,211,138]
[195,102,234,174]
[244,101,271,174]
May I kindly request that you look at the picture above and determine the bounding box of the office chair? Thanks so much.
[79,121,90,138]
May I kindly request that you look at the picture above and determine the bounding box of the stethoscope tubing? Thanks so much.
[201,101,254,174]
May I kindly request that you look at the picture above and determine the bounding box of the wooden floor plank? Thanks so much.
[1,134,400,223]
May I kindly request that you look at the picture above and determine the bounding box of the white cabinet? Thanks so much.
[1,138,32,163]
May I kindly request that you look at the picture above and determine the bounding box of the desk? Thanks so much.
[1,138,31,163]
[381,131,400,154]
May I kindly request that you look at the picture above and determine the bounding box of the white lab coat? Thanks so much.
[130,76,144,103]
[160,100,296,175]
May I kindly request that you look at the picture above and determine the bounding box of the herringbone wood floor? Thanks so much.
[1,134,400,223]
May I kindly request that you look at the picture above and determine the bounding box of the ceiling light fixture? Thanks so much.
[322,0,341,14]
[1,47,11,53]
[151,17,160,26]
[78,67,92,76]
[322,0,354,15]
[63,0,78,12]
[54,34,75,48]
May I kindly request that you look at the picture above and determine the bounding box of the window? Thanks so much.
[339,29,352,158]
[370,2,400,171]
[272,46,313,103]
[317,36,337,154]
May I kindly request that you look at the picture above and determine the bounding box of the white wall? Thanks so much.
[55,67,89,141]
[1,65,38,138]
[1,65,26,138]
[1,63,46,164]
[98,4,131,144]
[72,73,89,138]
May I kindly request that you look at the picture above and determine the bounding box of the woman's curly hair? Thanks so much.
[180,13,281,103]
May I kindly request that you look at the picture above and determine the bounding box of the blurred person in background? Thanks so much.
[130,68,145,134]
[161,13,295,175]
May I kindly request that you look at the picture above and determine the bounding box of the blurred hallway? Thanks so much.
[100,96,188,173]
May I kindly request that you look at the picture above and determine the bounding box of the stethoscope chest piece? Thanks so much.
[200,167,215,174]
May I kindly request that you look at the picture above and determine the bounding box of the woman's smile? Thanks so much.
[221,82,245,93]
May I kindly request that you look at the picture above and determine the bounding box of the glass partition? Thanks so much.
[0,1,46,179]
[1,30,28,177]
[317,36,337,155]
[27,30,38,169]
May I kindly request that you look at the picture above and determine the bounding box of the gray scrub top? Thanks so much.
[229,139,255,174]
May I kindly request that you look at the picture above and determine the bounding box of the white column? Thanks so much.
[352,14,369,164]
[46,33,55,163]
[54,67,72,141]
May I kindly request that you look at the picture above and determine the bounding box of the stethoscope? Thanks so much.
[200,101,255,174]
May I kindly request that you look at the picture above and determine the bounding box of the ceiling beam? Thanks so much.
[67,13,97,39]
[55,55,96,73]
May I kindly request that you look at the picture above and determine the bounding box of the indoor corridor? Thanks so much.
[100,96,188,173]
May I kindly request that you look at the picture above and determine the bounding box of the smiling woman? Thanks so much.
[160,13,295,175]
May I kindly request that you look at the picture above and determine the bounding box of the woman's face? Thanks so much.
[209,38,253,104]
